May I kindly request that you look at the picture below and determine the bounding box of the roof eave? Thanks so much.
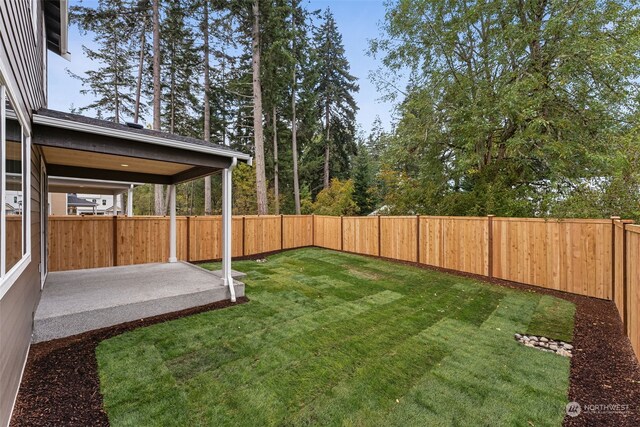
[32,113,252,162]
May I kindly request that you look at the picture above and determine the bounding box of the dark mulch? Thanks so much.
[10,297,248,427]
[10,251,640,426]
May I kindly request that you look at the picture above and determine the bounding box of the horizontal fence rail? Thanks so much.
[47,213,639,360]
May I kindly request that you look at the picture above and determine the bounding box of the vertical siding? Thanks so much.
[0,146,42,427]
[0,0,46,121]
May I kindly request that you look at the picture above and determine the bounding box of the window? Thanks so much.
[102,199,106,206]
[4,93,25,273]
[1,85,29,282]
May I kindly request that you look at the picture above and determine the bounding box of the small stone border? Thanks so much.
[515,333,573,357]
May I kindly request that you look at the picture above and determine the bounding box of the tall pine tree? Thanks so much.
[70,0,144,123]
[313,8,359,190]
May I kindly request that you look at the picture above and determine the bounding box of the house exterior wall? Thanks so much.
[0,1,47,425]
[0,0,46,122]
[49,192,66,215]
[0,146,42,426]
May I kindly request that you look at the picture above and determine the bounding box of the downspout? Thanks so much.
[223,157,238,302]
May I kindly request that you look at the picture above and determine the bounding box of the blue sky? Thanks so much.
[47,0,397,133]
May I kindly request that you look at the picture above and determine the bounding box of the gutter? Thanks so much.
[59,0,71,61]
[226,157,238,302]
[32,114,253,162]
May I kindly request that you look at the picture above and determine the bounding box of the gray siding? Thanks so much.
[0,146,42,427]
[0,0,46,120]
[0,1,47,424]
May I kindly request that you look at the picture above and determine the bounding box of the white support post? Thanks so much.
[112,192,118,216]
[222,158,238,302]
[127,185,133,216]
[168,184,177,263]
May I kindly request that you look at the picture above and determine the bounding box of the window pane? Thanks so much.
[5,97,23,272]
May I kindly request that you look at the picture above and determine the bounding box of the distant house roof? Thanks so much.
[67,194,97,207]
[5,203,16,213]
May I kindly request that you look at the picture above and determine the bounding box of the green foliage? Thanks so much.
[371,0,640,218]
[307,8,359,190]
[312,178,358,215]
[297,185,314,214]
[352,141,377,215]
[160,0,201,136]
[97,248,574,426]
[233,163,258,214]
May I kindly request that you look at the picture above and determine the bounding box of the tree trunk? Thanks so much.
[113,33,119,124]
[273,105,279,215]
[252,0,268,215]
[134,15,147,123]
[203,1,212,215]
[152,0,164,215]
[291,1,301,214]
[323,100,331,189]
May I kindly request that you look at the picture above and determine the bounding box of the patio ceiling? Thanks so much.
[32,109,251,185]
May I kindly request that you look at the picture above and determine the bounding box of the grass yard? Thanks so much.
[96,248,575,426]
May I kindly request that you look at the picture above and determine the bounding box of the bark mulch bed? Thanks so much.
[10,297,248,427]
[10,254,640,426]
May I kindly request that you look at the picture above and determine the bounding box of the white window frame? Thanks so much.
[0,84,32,300]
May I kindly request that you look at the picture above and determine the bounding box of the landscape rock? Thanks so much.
[514,333,573,357]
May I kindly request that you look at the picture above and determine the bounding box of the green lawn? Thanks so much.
[96,248,575,426]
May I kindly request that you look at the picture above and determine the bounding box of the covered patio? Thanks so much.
[33,263,246,342]
[31,108,252,342]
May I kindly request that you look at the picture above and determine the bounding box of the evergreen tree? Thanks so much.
[313,8,359,189]
[160,0,201,136]
[352,140,377,215]
[70,0,144,123]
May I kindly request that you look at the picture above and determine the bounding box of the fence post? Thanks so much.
[378,215,381,257]
[186,216,191,262]
[416,215,420,264]
[340,215,344,251]
[487,215,495,278]
[311,214,315,247]
[112,215,118,267]
[611,216,620,302]
[242,216,246,257]
[621,220,632,334]
[280,214,284,250]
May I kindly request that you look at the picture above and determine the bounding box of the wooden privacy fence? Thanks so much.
[48,213,639,359]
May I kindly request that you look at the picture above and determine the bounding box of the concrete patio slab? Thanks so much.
[33,262,244,343]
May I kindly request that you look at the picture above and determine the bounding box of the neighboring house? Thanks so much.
[47,177,137,216]
[65,193,98,215]
[55,193,120,216]
[0,2,250,425]
[4,203,16,215]
[4,190,23,214]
